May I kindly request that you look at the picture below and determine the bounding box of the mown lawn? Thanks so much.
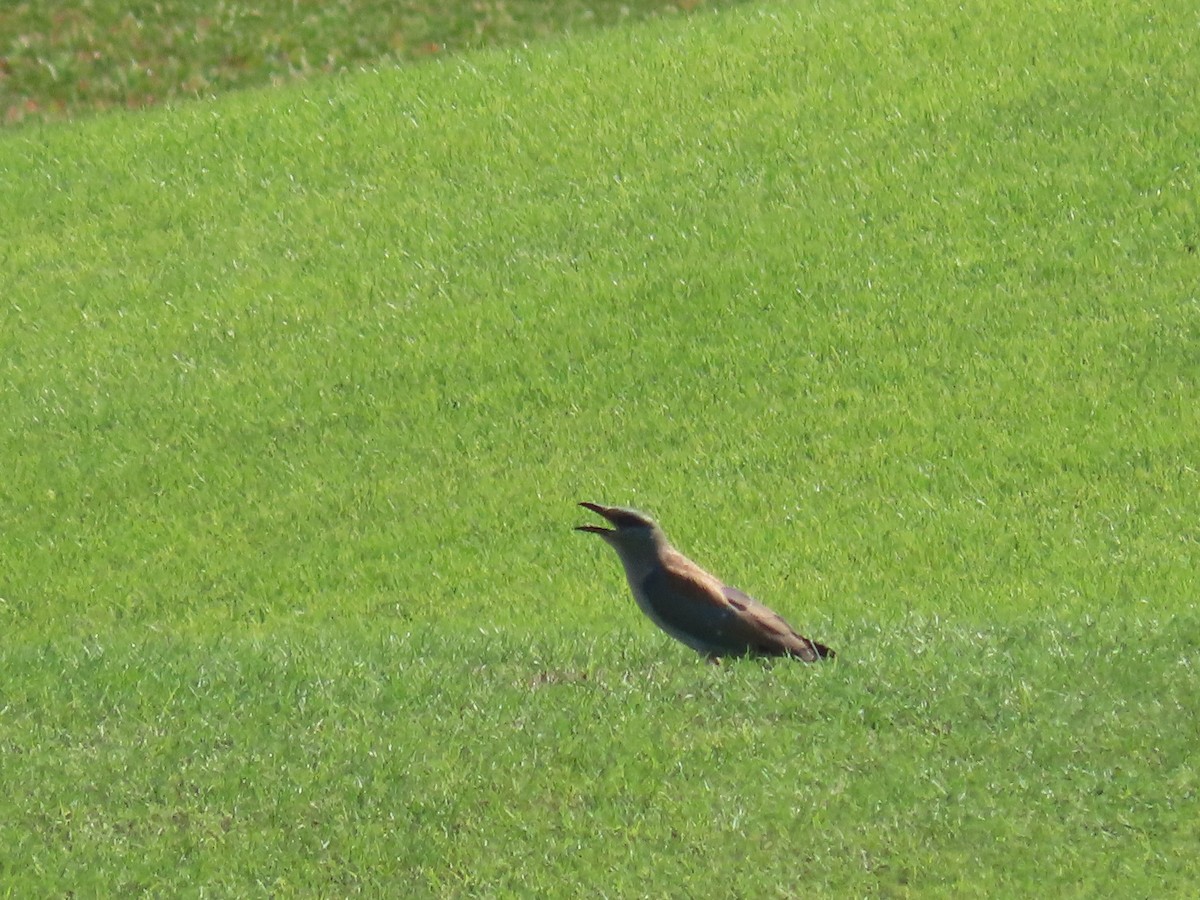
[2,0,1197,893]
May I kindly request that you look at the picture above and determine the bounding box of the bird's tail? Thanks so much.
[791,637,835,661]
[809,639,835,660]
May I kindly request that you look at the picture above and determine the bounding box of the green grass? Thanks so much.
[1,0,724,124]
[4,617,1195,894]
[2,0,1199,893]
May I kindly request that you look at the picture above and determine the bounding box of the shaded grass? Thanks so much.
[1,0,726,124]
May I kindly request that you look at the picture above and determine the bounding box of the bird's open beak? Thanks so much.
[575,501,616,534]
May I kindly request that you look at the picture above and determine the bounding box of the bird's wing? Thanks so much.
[642,554,831,660]
[717,583,826,659]
[639,558,739,637]
[721,585,792,637]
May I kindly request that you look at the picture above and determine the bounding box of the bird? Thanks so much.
[575,502,834,662]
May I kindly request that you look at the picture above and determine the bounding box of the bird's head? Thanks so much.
[575,502,668,565]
